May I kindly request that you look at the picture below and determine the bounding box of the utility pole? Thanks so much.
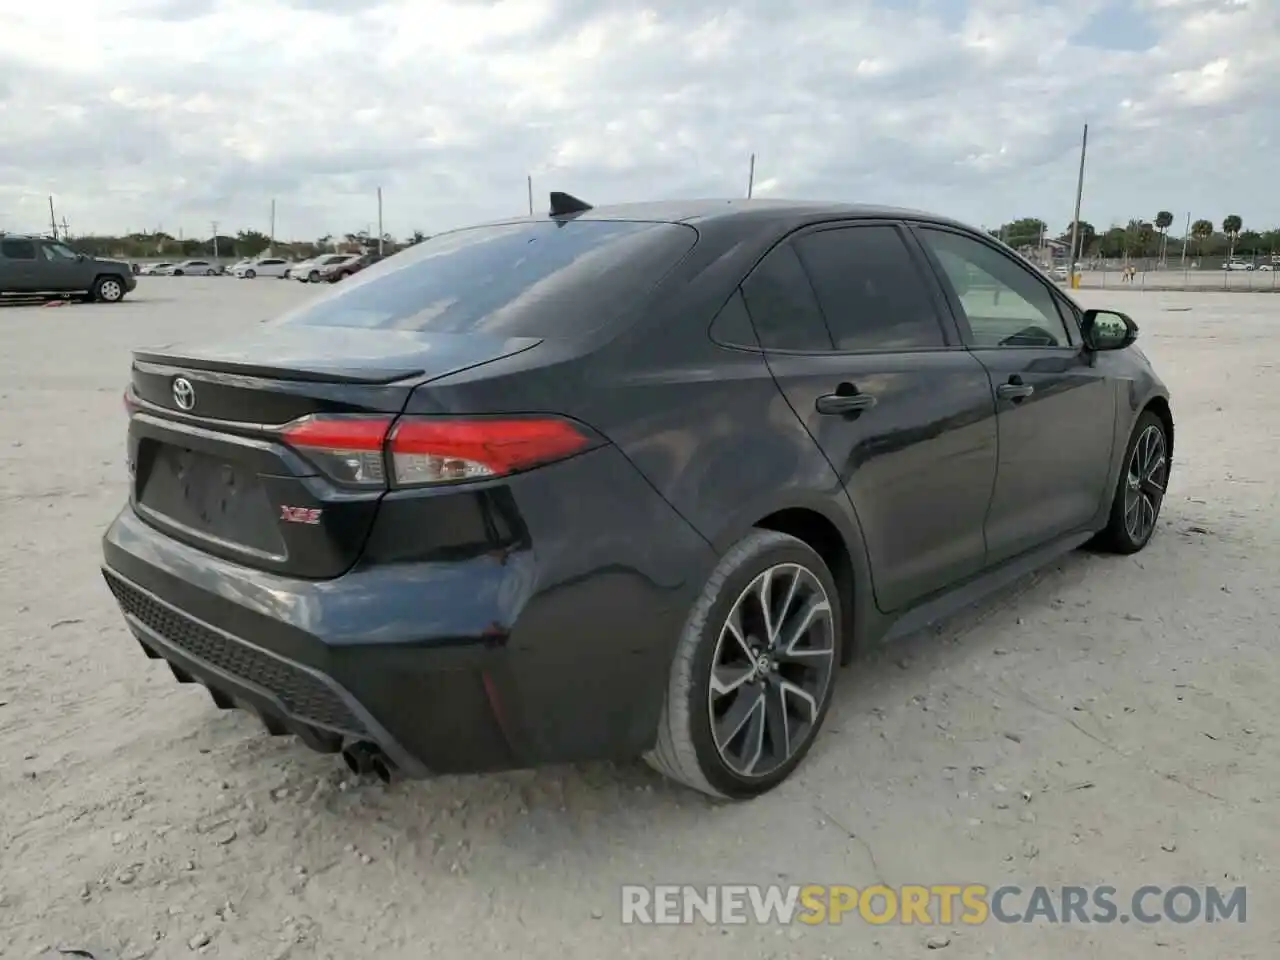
[270,199,276,250]
[376,187,384,257]
[211,221,219,259]
[747,154,756,199]
[1181,211,1191,267]
[1067,123,1088,284]
[48,196,58,239]
[527,175,533,216]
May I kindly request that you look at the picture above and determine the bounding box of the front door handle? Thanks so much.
[996,375,1035,402]
[815,390,877,415]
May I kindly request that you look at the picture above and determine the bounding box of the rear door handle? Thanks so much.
[815,392,877,415]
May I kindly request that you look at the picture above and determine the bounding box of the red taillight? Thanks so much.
[279,414,595,488]
[281,415,392,487]
[389,417,594,486]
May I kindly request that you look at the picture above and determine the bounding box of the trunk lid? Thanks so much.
[126,326,541,578]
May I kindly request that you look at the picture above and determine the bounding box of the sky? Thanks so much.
[0,0,1276,241]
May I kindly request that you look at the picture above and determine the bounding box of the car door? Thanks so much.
[911,224,1117,565]
[39,240,94,291]
[741,222,999,613]
[0,237,40,292]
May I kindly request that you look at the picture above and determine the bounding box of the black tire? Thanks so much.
[173,270,184,277]
[93,275,126,303]
[205,268,217,276]
[245,269,256,279]
[645,529,843,800]
[1094,410,1170,554]
[308,270,320,282]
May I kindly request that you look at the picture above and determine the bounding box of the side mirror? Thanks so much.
[1080,309,1138,351]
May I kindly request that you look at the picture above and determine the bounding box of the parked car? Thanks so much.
[171,260,221,276]
[141,263,176,276]
[293,254,355,283]
[0,233,137,302]
[1222,260,1253,271]
[104,196,1173,799]
[1259,264,1274,272]
[317,253,370,283]
[232,257,292,279]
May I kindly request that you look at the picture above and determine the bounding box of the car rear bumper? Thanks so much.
[100,445,717,776]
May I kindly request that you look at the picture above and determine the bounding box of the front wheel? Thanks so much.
[172,270,184,277]
[93,276,126,303]
[308,270,320,282]
[1095,410,1170,554]
[244,269,256,279]
[645,529,842,800]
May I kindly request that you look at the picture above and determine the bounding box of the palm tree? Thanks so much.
[1191,219,1214,259]
[1223,215,1243,261]
[1155,211,1173,265]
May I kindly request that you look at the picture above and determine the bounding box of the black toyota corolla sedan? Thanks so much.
[103,194,1173,799]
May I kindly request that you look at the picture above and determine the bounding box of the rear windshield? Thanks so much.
[275,220,697,338]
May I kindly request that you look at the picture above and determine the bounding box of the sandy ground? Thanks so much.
[1,279,1277,960]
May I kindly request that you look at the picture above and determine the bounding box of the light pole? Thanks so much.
[1067,124,1088,286]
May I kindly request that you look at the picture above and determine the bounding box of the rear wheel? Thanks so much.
[1096,410,1169,554]
[308,270,320,282]
[205,268,217,276]
[645,529,841,800]
[94,276,125,303]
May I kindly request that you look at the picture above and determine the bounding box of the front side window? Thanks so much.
[42,243,78,260]
[917,228,1072,348]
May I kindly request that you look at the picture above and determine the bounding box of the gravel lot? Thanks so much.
[2,279,1277,959]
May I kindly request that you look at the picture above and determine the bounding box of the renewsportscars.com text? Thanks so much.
[620,884,1247,926]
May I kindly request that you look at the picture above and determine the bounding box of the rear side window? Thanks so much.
[277,220,697,338]
[794,226,947,351]
[740,244,832,352]
[1,239,36,260]
[709,291,757,348]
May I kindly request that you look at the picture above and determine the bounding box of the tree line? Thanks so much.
[989,214,1279,262]
[57,228,431,262]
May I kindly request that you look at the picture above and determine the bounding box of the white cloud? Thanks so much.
[0,0,1276,240]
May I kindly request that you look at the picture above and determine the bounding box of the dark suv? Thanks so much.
[0,234,137,302]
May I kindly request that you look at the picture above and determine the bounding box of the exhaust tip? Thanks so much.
[341,741,377,777]
[370,755,396,784]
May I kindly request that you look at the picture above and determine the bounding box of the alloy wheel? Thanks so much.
[99,280,122,302]
[707,563,835,778]
[1124,424,1167,543]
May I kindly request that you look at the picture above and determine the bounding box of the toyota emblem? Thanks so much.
[172,377,196,411]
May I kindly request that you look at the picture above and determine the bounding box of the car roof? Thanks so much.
[459,197,981,237]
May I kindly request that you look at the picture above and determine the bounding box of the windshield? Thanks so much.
[276,219,696,338]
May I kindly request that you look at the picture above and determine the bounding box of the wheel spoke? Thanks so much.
[777,597,833,661]
[722,606,754,662]
[711,664,754,697]
[762,680,791,766]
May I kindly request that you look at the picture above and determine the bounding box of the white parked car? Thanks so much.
[232,257,292,279]
[293,254,354,283]
[1222,260,1253,271]
[1259,264,1274,272]
[170,260,220,276]
[140,262,175,276]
